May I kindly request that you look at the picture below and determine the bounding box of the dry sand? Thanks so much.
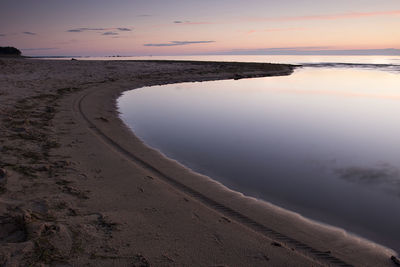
[0,58,398,266]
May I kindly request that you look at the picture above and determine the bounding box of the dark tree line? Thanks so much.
[0,46,22,56]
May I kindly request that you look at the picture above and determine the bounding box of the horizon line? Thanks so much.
[25,48,400,57]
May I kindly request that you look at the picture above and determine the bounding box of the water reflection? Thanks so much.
[118,67,400,252]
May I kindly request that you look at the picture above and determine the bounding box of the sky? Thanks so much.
[0,0,399,56]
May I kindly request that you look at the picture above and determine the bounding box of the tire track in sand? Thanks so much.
[75,88,353,267]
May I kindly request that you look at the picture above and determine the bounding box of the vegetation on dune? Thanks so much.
[0,46,22,56]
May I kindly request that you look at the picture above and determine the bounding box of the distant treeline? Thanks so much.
[0,46,22,56]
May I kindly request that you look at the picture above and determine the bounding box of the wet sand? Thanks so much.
[0,58,397,266]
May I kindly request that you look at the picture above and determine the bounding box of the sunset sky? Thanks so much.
[1,0,399,56]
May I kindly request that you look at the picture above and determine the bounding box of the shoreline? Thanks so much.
[101,72,396,258]
[116,79,396,251]
[116,73,400,255]
[0,58,397,266]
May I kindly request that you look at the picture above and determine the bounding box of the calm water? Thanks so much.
[118,57,400,252]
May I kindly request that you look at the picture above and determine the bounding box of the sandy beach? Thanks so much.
[0,58,397,266]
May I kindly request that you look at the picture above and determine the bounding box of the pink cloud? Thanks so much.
[253,10,400,22]
[174,20,213,25]
[185,21,213,25]
[264,27,305,32]
[245,27,305,34]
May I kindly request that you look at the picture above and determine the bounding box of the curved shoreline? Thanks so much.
[0,58,396,266]
[75,71,395,264]
[81,87,351,266]
[116,75,400,255]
